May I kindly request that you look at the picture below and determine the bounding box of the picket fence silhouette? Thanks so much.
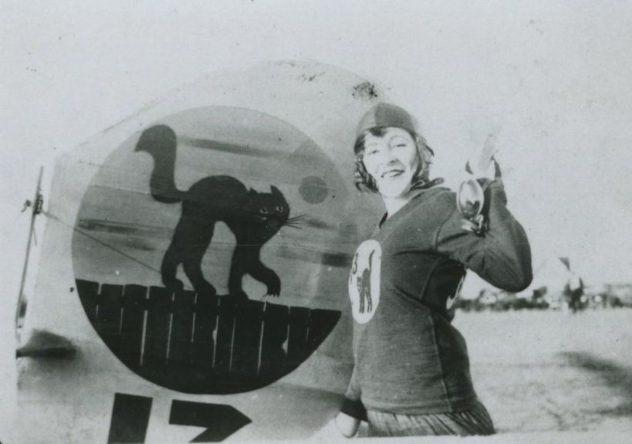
[76,279,341,393]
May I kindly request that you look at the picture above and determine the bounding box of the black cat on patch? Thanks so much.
[135,125,291,301]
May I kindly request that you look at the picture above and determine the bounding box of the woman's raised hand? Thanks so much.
[468,132,499,180]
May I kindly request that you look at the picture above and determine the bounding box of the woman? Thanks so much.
[335,103,532,437]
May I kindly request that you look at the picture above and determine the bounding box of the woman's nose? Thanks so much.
[381,148,397,163]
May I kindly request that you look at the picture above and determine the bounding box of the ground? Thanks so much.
[2,309,631,442]
[457,309,632,434]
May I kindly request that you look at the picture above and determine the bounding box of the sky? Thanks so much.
[3,0,632,296]
[3,2,632,294]
[3,0,632,437]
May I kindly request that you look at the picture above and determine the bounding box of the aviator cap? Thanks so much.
[355,103,419,138]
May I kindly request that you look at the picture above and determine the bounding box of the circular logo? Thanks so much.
[348,240,381,324]
[71,106,349,394]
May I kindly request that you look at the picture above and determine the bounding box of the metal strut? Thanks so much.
[16,166,44,335]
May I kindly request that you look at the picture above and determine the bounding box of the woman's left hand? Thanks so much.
[467,133,498,180]
[310,413,359,440]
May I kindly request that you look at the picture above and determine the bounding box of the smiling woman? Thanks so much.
[361,128,419,199]
[333,102,533,438]
[352,104,440,216]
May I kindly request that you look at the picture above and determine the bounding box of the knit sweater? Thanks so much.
[342,180,532,418]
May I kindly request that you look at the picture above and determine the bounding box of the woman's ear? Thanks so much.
[354,154,378,193]
[414,145,426,178]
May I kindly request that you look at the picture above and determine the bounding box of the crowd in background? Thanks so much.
[456,282,632,312]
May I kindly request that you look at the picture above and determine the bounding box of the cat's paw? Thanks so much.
[265,274,281,297]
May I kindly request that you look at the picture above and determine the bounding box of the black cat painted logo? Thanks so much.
[348,240,381,323]
[135,125,295,301]
[72,108,344,396]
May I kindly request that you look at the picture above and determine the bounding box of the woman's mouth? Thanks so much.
[381,169,404,178]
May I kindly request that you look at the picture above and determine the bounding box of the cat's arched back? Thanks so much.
[136,125,290,301]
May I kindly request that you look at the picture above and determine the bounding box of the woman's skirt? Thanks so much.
[366,401,495,437]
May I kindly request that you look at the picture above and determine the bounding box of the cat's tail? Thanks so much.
[135,125,186,204]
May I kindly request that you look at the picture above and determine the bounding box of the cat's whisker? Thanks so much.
[283,213,306,230]
[286,215,306,224]
[283,221,303,229]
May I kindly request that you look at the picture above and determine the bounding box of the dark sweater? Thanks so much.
[342,180,532,418]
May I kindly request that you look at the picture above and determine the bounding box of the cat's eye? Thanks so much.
[259,208,270,215]
[275,205,283,212]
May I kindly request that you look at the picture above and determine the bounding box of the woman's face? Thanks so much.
[362,127,420,199]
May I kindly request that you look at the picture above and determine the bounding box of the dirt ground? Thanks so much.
[455,309,632,434]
